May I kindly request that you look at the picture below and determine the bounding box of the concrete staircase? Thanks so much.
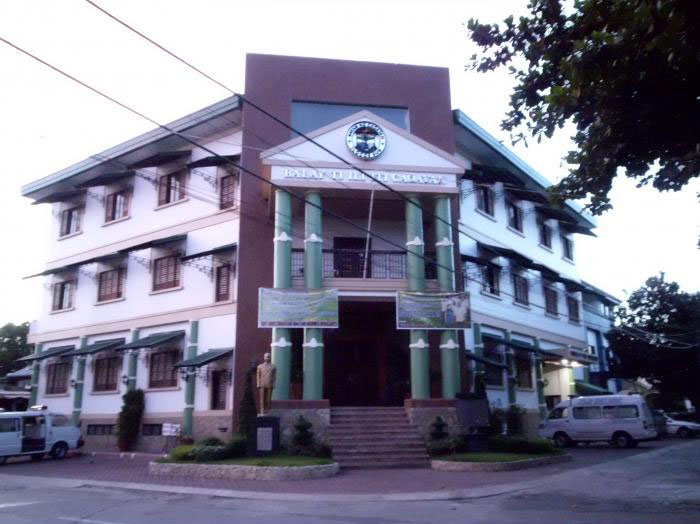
[329,406,430,469]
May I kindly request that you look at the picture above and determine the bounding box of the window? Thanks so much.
[152,255,181,291]
[586,329,599,357]
[475,185,494,216]
[157,171,186,206]
[512,273,529,305]
[52,281,75,311]
[149,349,179,388]
[93,356,120,392]
[548,406,568,419]
[60,206,82,237]
[86,424,114,436]
[0,418,19,433]
[603,405,639,419]
[105,189,130,222]
[220,173,238,210]
[215,264,231,302]
[97,268,126,302]
[543,282,558,315]
[538,216,552,247]
[507,201,523,232]
[567,296,580,323]
[561,234,574,260]
[46,362,70,394]
[482,337,505,387]
[51,414,70,426]
[573,406,602,419]
[211,369,228,410]
[515,349,533,388]
[142,424,163,436]
[481,265,500,296]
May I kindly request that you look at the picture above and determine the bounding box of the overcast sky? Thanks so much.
[1,0,698,325]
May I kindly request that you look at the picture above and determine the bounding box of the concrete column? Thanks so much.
[434,195,459,398]
[126,328,140,391]
[406,195,429,399]
[303,191,324,400]
[271,189,293,400]
[182,320,198,438]
[534,337,547,418]
[29,343,42,406]
[505,331,517,406]
[71,336,88,426]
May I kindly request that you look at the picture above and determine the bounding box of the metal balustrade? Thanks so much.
[291,249,437,280]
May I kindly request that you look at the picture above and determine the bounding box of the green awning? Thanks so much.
[509,339,538,352]
[18,345,75,362]
[63,338,125,357]
[465,352,508,369]
[76,171,135,188]
[175,348,233,368]
[575,380,612,396]
[116,331,185,351]
[187,154,240,169]
[181,243,237,261]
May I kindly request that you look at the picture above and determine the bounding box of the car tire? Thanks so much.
[50,442,68,460]
[612,432,635,448]
[677,427,690,439]
[30,453,44,462]
[553,432,572,448]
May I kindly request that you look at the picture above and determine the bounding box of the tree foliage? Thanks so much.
[116,389,145,452]
[608,274,700,410]
[0,322,31,377]
[238,368,257,436]
[467,0,700,214]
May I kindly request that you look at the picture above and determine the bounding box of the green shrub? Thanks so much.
[488,436,557,455]
[488,407,505,436]
[427,439,453,456]
[429,416,449,441]
[506,404,525,435]
[169,444,195,462]
[287,416,330,457]
[196,436,225,447]
[116,389,144,452]
[191,445,229,462]
[238,369,257,436]
[312,442,333,458]
[223,434,247,458]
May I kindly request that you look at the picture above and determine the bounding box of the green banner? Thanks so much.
[396,291,471,330]
[258,288,339,328]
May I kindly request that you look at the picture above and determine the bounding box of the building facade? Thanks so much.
[20,54,615,451]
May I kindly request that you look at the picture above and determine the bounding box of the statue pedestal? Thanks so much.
[250,416,280,457]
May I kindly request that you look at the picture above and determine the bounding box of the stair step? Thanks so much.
[338,460,430,469]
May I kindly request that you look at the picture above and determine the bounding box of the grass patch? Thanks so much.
[158,454,334,467]
[438,451,563,463]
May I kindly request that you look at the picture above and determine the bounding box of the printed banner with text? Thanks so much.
[258,288,339,328]
[396,291,470,330]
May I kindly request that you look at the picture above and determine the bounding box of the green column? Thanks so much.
[126,328,140,391]
[29,343,42,406]
[534,338,547,418]
[505,330,517,406]
[71,336,87,426]
[183,320,198,438]
[303,191,324,400]
[406,195,429,399]
[434,195,459,399]
[271,189,293,400]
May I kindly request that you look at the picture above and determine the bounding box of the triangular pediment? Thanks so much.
[261,110,466,174]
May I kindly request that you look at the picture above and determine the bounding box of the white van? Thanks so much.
[0,406,84,464]
[540,394,657,448]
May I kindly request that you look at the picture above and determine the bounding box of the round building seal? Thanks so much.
[345,121,386,160]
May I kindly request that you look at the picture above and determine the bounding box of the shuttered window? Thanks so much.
[515,349,533,388]
[482,337,505,387]
[52,281,75,311]
[60,207,82,237]
[567,296,580,323]
[152,255,180,291]
[215,264,231,302]
[46,362,70,394]
[507,201,523,232]
[561,235,574,260]
[543,283,558,315]
[93,356,120,391]
[157,171,186,206]
[481,265,500,296]
[149,349,179,388]
[98,268,126,302]
[538,216,552,247]
[220,174,237,210]
[475,185,494,216]
[211,370,228,410]
[105,190,130,222]
[512,273,529,305]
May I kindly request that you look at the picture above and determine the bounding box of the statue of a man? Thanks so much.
[256,352,276,414]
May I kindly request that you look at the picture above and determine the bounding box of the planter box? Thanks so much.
[149,460,339,481]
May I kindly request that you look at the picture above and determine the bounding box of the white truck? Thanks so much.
[540,394,657,448]
[0,406,84,464]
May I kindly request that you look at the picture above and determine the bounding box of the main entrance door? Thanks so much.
[324,300,409,406]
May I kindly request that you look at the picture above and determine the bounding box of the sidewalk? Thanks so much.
[0,439,693,502]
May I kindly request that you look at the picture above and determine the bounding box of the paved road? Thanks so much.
[0,439,698,523]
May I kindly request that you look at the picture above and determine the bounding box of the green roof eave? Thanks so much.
[63,338,125,357]
[453,109,596,229]
[18,345,75,362]
[116,331,185,351]
[175,348,233,368]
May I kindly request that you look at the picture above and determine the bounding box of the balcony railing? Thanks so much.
[291,249,437,280]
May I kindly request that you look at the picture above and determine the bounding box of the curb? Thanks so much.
[431,453,572,472]
[149,461,340,481]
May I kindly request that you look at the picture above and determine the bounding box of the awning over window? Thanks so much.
[557,277,587,293]
[463,165,525,187]
[31,190,85,205]
[535,206,577,224]
[63,338,125,357]
[505,188,550,205]
[525,262,560,281]
[18,345,75,362]
[181,243,237,262]
[464,351,509,369]
[509,339,537,352]
[129,151,190,168]
[561,223,597,237]
[478,242,532,267]
[461,254,499,267]
[75,171,135,188]
[116,331,185,351]
[187,155,240,169]
[24,263,80,279]
[5,366,32,379]
[123,234,187,253]
[540,346,598,364]
[175,348,233,368]
[575,380,612,396]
